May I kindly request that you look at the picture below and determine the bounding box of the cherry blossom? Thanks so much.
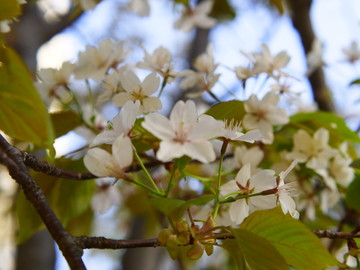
[179,45,220,97]
[91,179,120,214]
[84,135,133,178]
[276,161,299,219]
[74,39,128,81]
[142,100,223,163]
[137,46,176,82]
[242,91,289,144]
[342,41,360,63]
[90,100,140,147]
[286,128,337,170]
[36,61,75,104]
[250,44,290,78]
[174,1,216,32]
[220,163,277,224]
[112,71,162,113]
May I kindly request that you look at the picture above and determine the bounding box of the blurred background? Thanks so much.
[1,0,360,269]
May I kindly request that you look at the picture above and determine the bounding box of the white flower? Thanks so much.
[251,44,290,78]
[112,71,162,113]
[36,61,75,104]
[91,100,140,146]
[128,0,150,17]
[234,66,254,81]
[137,46,175,82]
[179,45,220,97]
[243,92,289,144]
[233,145,264,173]
[220,164,277,224]
[91,179,120,214]
[286,128,337,170]
[306,39,324,76]
[84,135,133,178]
[142,100,223,163]
[276,161,299,219]
[342,41,360,63]
[174,1,216,32]
[74,40,128,81]
[97,66,128,104]
[316,142,354,189]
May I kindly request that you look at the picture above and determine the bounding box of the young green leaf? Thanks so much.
[0,47,54,148]
[240,208,339,269]
[230,228,288,270]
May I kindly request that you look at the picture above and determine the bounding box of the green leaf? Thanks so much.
[51,180,95,227]
[230,228,288,270]
[50,110,82,138]
[15,191,45,243]
[222,239,246,270]
[210,0,236,21]
[205,100,245,123]
[346,173,360,212]
[174,0,189,6]
[151,197,185,219]
[0,47,54,148]
[290,111,360,143]
[240,208,339,269]
[0,0,21,20]
[350,78,360,86]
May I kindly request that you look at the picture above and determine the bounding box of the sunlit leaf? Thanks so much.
[0,47,54,148]
[50,110,82,138]
[205,100,245,124]
[210,0,235,21]
[231,228,288,270]
[349,78,360,86]
[240,208,339,269]
[0,0,20,20]
[290,111,360,143]
[346,173,360,212]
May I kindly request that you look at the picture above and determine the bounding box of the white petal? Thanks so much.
[183,141,216,163]
[236,129,263,143]
[142,73,160,95]
[112,135,133,169]
[220,180,238,196]
[91,130,117,146]
[142,113,175,140]
[190,115,223,140]
[113,100,140,134]
[112,92,134,107]
[84,148,116,177]
[157,141,185,161]
[229,200,249,224]
[235,163,251,186]
[121,71,141,92]
[142,96,162,113]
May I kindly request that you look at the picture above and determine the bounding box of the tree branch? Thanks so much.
[0,135,86,270]
[287,0,335,112]
[22,151,96,180]
[76,236,161,249]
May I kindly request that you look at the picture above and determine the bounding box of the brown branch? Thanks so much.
[22,151,96,180]
[313,230,360,239]
[287,0,335,112]
[76,236,161,249]
[0,135,86,270]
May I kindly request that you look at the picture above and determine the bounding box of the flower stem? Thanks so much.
[208,90,221,103]
[133,147,162,194]
[212,140,228,219]
[165,164,177,197]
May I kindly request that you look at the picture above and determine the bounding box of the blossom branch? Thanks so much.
[0,134,86,269]
[22,151,96,180]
